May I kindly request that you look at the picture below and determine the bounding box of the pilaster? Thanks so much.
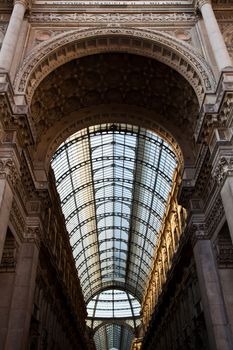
[0,152,20,262]
[3,225,40,350]
[192,217,233,350]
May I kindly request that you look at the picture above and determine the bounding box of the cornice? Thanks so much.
[32,0,193,10]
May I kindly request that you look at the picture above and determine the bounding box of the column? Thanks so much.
[0,159,15,262]
[198,0,232,71]
[0,0,28,72]
[4,239,39,350]
[193,238,233,350]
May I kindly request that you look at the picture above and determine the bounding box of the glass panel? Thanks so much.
[87,289,140,319]
[51,123,177,348]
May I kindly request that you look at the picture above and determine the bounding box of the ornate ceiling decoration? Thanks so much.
[14,28,216,103]
[31,52,199,143]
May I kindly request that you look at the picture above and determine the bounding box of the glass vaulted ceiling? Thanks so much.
[51,123,177,348]
[94,323,134,350]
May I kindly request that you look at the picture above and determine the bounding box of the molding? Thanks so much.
[29,12,198,24]
[9,199,25,241]
[14,28,216,105]
[33,0,193,6]
[197,0,211,9]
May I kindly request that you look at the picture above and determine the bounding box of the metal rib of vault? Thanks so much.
[51,123,177,350]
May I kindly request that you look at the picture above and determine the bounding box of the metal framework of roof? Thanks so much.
[94,323,134,350]
[51,123,177,350]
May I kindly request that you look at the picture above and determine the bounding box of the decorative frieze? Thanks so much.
[29,12,197,24]
[33,0,191,6]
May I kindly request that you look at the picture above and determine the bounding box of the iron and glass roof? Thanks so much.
[86,289,141,348]
[51,123,177,349]
[94,323,134,350]
[87,289,140,319]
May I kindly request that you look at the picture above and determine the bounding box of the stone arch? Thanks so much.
[14,27,216,105]
[33,106,184,174]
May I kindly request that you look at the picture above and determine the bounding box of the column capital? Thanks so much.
[189,214,209,246]
[191,222,208,245]
[213,155,233,185]
[14,0,31,9]
[0,157,20,188]
[196,0,211,10]
[24,226,41,248]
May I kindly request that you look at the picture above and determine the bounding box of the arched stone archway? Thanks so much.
[34,106,184,174]
[28,50,201,175]
[1,1,233,349]
[14,28,216,105]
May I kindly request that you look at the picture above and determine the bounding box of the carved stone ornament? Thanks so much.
[191,222,208,245]
[29,12,197,24]
[24,226,41,245]
[14,28,216,104]
[0,158,19,186]
[213,156,233,184]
